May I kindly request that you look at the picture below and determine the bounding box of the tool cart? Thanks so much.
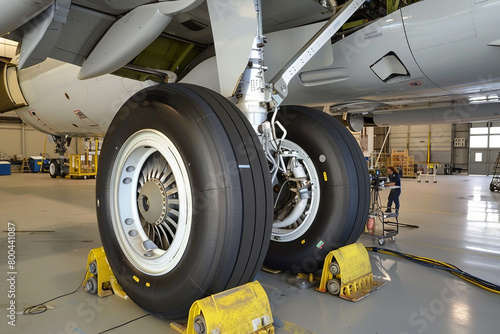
[366,171,400,246]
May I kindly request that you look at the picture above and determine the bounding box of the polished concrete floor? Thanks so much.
[1,173,499,334]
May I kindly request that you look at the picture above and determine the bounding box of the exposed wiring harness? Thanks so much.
[367,247,500,294]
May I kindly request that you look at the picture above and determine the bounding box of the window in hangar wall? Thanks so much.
[469,122,500,175]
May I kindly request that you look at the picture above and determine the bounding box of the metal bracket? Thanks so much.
[83,247,128,299]
[270,0,367,106]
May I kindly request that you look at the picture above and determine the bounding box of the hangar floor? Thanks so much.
[1,173,499,334]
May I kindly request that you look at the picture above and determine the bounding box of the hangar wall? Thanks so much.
[452,123,470,172]
[0,122,77,159]
[389,124,453,164]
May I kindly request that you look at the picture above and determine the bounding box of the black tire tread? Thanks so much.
[264,105,369,273]
[96,84,272,318]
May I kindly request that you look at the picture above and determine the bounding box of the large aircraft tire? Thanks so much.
[96,84,272,318]
[264,105,369,273]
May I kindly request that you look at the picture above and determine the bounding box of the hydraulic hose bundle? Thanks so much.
[367,247,500,294]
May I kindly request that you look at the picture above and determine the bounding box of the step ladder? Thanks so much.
[21,158,31,173]
[490,152,500,192]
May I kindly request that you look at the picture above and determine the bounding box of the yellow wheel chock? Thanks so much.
[171,281,274,334]
[317,242,385,301]
[83,247,128,299]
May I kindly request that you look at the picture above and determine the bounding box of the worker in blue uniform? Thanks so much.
[385,166,401,213]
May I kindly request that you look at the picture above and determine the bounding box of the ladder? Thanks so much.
[491,152,500,192]
[21,158,31,173]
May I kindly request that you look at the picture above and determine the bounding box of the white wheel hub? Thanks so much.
[271,139,320,242]
[109,130,192,276]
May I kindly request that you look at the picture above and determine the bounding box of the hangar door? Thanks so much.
[469,122,500,175]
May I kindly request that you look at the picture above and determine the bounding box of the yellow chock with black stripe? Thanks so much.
[170,281,274,334]
[83,247,128,299]
[317,242,384,301]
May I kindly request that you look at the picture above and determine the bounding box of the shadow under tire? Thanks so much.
[264,105,369,273]
[96,84,272,318]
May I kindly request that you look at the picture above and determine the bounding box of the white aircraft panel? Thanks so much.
[402,0,500,95]
[207,0,256,97]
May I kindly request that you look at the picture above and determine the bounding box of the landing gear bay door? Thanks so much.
[207,0,257,97]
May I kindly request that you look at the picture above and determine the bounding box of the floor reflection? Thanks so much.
[466,187,500,223]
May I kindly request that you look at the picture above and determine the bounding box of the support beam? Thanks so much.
[270,0,367,106]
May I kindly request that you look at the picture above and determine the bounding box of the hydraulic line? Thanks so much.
[366,247,500,294]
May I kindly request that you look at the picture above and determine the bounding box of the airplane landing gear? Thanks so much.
[95,0,367,318]
[264,106,369,273]
[49,135,71,178]
[96,84,272,318]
